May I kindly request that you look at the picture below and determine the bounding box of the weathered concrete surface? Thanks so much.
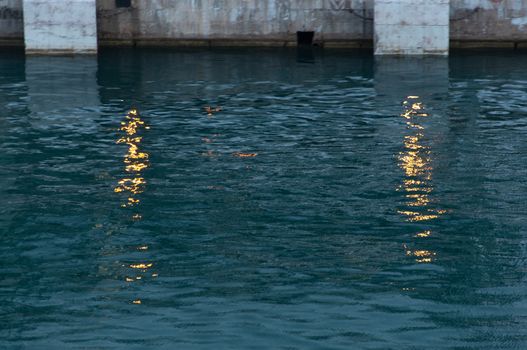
[97,0,136,45]
[0,0,23,45]
[96,0,374,47]
[374,0,450,55]
[1,0,527,50]
[451,0,527,47]
[23,0,97,54]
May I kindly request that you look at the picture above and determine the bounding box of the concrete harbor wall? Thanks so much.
[451,0,527,48]
[0,0,23,45]
[0,0,526,50]
[96,0,374,47]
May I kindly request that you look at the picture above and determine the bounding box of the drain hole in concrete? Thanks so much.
[116,0,131,8]
[297,31,314,46]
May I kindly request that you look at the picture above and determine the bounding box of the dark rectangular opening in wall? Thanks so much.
[116,0,131,8]
[297,31,314,46]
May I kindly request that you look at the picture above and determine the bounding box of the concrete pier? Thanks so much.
[374,0,450,55]
[22,0,97,54]
[0,0,522,54]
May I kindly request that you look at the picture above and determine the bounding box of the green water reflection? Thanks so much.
[0,49,526,349]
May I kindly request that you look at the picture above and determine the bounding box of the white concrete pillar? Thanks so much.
[374,0,449,55]
[23,0,97,54]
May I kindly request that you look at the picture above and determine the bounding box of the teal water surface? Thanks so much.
[1,48,527,349]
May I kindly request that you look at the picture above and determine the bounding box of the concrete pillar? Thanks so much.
[22,0,97,54]
[374,0,449,55]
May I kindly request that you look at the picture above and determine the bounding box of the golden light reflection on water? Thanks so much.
[115,108,158,304]
[415,230,431,238]
[115,109,150,208]
[233,152,258,158]
[398,96,444,263]
[405,248,436,263]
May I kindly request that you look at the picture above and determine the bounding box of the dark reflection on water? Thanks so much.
[1,49,526,349]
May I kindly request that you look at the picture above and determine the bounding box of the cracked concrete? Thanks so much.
[0,0,525,51]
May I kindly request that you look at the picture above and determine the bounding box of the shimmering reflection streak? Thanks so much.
[114,108,156,303]
[114,108,150,208]
[398,96,444,263]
